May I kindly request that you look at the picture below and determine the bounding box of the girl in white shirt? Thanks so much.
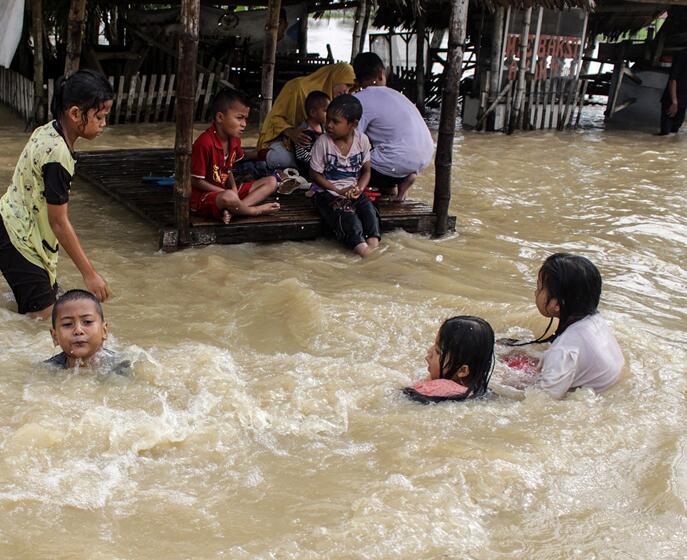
[530,253,624,399]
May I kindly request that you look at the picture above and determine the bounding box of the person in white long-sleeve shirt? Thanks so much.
[533,253,624,399]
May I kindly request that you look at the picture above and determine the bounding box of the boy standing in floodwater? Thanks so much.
[191,88,280,224]
[310,94,381,257]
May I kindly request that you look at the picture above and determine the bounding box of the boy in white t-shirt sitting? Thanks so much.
[353,52,435,201]
[310,94,381,257]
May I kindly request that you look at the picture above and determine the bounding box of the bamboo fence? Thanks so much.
[0,67,35,122]
[0,65,233,126]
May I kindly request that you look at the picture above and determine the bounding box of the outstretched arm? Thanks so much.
[47,203,110,301]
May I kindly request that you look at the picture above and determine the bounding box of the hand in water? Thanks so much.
[84,272,110,302]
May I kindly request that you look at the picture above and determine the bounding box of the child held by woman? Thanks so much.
[293,90,330,177]
[405,316,495,404]
[503,253,624,399]
[310,94,381,257]
[0,70,112,319]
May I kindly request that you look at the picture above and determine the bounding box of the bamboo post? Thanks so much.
[415,10,426,112]
[64,0,87,76]
[359,0,372,54]
[29,0,46,127]
[529,8,543,75]
[580,23,596,76]
[509,7,532,133]
[260,0,282,125]
[572,12,588,80]
[433,0,469,237]
[351,0,367,61]
[497,7,511,93]
[575,79,588,127]
[486,7,504,131]
[173,0,200,248]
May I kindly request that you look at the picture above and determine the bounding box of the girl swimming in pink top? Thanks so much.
[405,316,495,404]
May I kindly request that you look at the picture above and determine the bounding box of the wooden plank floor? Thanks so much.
[75,148,455,248]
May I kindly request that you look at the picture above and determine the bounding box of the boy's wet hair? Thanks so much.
[327,94,362,122]
[539,253,602,338]
[50,69,113,127]
[51,289,104,328]
[305,90,330,115]
[437,316,495,399]
[353,52,386,82]
[211,88,250,116]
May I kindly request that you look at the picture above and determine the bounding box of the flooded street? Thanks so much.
[0,103,685,559]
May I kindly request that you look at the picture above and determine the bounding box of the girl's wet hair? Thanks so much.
[327,93,362,122]
[50,69,113,126]
[437,315,495,398]
[51,289,104,328]
[539,253,601,338]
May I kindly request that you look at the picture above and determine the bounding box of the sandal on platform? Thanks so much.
[276,168,309,195]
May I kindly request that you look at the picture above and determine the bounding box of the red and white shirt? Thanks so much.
[191,123,244,189]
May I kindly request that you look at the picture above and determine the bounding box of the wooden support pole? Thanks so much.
[298,10,308,56]
[260,0,282,125]
[415,9,426,113]
[64,0,87,76]
[509,7,532,133]
[433,0,468,237]
[351,0,368,61]
[29,0,46,127]
[173,0,200,248]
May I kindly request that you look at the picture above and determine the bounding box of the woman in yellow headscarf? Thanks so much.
[258,62,356,168]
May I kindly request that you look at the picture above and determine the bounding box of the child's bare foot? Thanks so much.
[252,202,280,216]
[354,242,377,257]
[222,209,232,224]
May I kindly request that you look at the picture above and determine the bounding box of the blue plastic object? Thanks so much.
[142,175,175,187]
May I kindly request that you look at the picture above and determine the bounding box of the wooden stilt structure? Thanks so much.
[29,0,46,126]
[433,0,468,236]
[75,149,451,249]
[260,0,282,125]
[172,0,200,248]
[64,0,86,76]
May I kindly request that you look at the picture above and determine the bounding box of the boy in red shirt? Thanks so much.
[191,89,280,223]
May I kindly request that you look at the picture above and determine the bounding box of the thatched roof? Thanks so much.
[590,3,687,39]
[374,0,595,30]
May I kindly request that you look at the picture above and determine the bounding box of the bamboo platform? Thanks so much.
[75,148,455,250]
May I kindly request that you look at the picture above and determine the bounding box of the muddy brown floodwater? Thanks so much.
[0,104,685,559]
